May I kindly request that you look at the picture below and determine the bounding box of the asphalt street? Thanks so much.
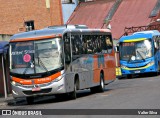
[0,74,160,118]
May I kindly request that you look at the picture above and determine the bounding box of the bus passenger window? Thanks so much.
[94,35,102,53]
[106,36,113,53]
[101,36,108,53]
[92,36,98,53]
[87,36,94,54]
[82,38,87,54]
[101,36,112,53]
[71,35,82,55]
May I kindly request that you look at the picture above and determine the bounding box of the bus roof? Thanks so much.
[119,30,160,42]
[10,25,111,42]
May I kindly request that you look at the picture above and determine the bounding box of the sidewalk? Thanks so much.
[0,94,54,106]
[0,94,25,106]
[0,94,13,106]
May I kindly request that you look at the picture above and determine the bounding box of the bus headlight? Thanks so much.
[147,61,154,66]
[11,81,21,86]
[51,76,63,83]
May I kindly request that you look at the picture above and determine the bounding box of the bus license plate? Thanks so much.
[32,87,41,91]
[134,70,140,73]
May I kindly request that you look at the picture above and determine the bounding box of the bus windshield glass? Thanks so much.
[10,38,63,74]
[120,39,153,61]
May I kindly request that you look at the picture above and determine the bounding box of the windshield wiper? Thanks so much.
[136,50,145,61]
[23,63,30,75]
[127,54,133,63]
[37,56,51,75]
[23,61,34,75]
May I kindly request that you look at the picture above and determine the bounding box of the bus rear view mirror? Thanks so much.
[154,42,158,49]
[115,46,119,52]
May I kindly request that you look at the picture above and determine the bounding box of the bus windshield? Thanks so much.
[120,39,153,61]
[10,38,63,75]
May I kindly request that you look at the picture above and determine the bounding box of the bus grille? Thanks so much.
[127,64,147,68]
[23,88,52,95]
[22,82,51,88]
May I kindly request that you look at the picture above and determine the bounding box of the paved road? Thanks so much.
[1,74,160,118]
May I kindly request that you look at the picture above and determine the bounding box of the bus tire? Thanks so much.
[26,96,34,105]
[97,73,105,92]
[70,79,78,100]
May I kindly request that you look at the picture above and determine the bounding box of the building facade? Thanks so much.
[0,0,63,36]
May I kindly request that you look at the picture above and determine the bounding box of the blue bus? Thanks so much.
[119,30,160,78]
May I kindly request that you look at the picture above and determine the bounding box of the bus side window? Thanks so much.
[64,34,71,64]
[96,35,102,53]
[92,35,99,53]
[82,35,104,54]
[101,36,108,53]
[82,35,88,54]
[87,36,94,54]
[83,35,93,54]
[106,36,113,53]
[71,34,83,55]
[100,35,113,53]
[88,35,101,54]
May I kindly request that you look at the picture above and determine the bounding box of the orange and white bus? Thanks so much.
[9,25,116,104]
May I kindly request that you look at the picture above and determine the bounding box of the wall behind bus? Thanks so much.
[0,0,63,35]
[0,34,12,41]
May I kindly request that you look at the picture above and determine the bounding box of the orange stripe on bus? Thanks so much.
[10,34,62,42]
[34,72,61,84]
[93,55,100,83]
[12,77,32,85]
[12,72,61,85]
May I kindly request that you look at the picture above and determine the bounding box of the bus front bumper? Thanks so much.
[11,77,66,98]
[121,64,157,75]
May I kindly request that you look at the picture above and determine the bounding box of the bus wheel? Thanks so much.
[26,96,34,105]
[70,80,78,99]
[98,73,105,92]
